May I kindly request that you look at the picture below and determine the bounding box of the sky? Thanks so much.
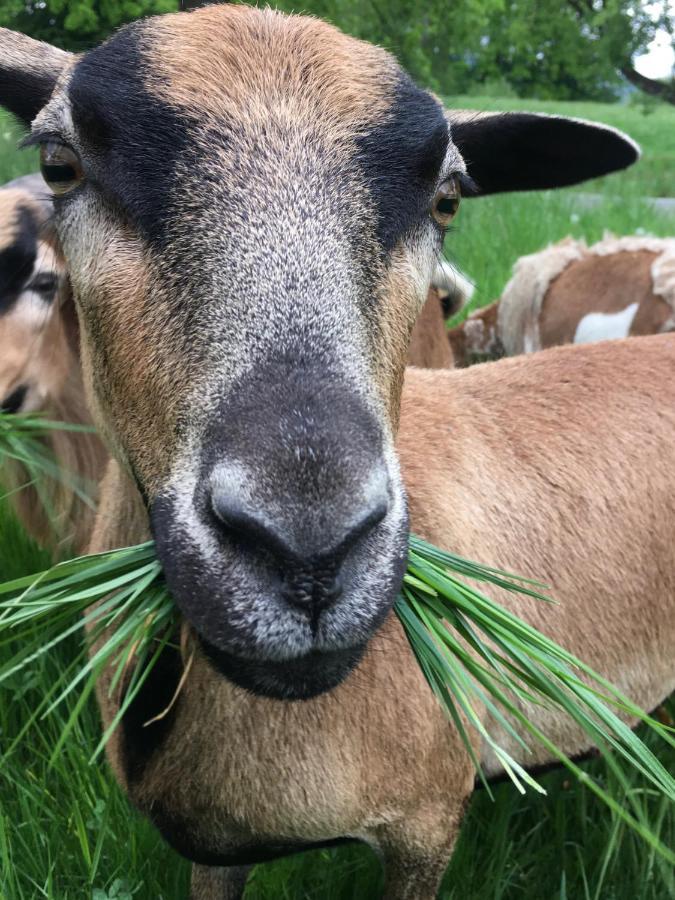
[635,2,674,78]
[636,30,674,78]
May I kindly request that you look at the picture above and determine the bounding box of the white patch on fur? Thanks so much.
[573,302,639,345]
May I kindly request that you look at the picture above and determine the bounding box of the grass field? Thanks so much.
[1,94,674,899]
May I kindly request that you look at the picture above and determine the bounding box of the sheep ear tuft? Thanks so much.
[448,111,640,195]
[0,28,73,127]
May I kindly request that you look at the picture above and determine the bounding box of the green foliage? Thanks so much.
[0,0,178,50]
[2,0,672,99]
[1,523,674,873]
[466,0,674,101]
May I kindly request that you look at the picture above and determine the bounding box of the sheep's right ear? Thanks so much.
[0,28,73,127]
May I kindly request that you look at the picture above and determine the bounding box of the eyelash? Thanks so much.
[19,131,64,150]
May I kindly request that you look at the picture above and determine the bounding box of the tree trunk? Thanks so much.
[620,64,675,106]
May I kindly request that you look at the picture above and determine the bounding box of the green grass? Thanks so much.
[0,111,38,183]
[1,95,674,897]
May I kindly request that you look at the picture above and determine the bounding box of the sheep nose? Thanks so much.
[1,384,28,415]
[210,485,389,614]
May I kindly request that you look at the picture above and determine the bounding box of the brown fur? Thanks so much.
[3,330,106,555]
[88,336,675,899]
[148,7,395,128]
[451,237,675,364]
[0,188,43,243]
[0,187,107,553]
[407,288,455,368]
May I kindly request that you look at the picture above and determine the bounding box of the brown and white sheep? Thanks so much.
[448,234,675,365]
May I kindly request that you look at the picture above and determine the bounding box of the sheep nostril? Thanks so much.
[1,385,28,415]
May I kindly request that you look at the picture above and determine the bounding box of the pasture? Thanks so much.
[0,93,674,899]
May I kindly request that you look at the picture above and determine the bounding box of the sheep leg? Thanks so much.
[190,864,251,900]
[377,804,467,900]
[380,847,452,900]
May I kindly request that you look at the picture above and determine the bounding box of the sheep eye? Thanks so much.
[39,142,84,196]
[28,272,58,298]
[432,176,460,227]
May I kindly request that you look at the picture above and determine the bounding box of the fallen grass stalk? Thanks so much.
[0,535,673,863]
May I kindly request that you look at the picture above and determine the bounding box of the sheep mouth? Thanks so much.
[199,637,366,700]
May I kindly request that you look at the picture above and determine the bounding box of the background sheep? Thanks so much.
[0,177,106,553]
[449,234,675,365]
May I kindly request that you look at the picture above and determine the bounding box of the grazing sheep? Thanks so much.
[0,179,106,553]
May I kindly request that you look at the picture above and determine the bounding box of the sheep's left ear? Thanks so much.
[0,28,73,127]
[448,111,640,195]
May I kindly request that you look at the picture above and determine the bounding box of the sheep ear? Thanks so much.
[0,28,73,126]
[448,112,640,195]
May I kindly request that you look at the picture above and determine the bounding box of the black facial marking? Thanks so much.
[0,205,38,311]
[200,637,367,701]
[69,23,191,246]
[355,74,449,253]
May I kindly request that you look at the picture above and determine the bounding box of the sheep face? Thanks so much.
[0,5,638,699]
[0,189,65,416]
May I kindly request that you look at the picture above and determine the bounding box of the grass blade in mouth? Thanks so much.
[0,533,672,862]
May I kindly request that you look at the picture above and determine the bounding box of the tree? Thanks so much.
[0,1,179,50]
[473,0,675,103]
[564,0,675,104]
[2,0,673,102]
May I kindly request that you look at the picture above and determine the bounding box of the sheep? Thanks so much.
[0,178,106,553]
[3,7,667,899]
[408,259,473,368]
[448,234,675,365]
[0,165,459,560]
